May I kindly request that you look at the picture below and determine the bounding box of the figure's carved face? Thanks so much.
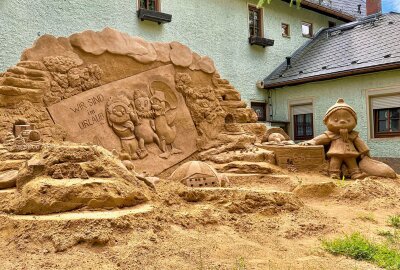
[112,105,126,117]
[135,97,151,112]
[108,104,130,124]
[151,98,165,110]
[268,133,286,143]
[325,109,356,133]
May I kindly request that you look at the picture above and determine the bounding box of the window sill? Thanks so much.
[137,8,172,24]
[248,36,274,48]
[368,136,400,142]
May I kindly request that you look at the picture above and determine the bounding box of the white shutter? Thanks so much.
[371,95,400,110]
[292,104,313,115]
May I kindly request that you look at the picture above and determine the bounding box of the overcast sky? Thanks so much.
[382,0,400,13]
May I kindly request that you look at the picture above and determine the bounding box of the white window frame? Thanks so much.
[288,98,315,140]
[366,85,400,141]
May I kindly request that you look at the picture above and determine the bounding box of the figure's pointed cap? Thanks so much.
[324,98,357,123]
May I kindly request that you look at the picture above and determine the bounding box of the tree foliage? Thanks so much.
[257,0,302,8]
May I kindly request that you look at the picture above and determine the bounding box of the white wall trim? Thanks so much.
[365,85,400,140]
[287,97,315,139]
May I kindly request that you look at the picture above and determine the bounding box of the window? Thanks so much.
[251,102,267,122]
[249,5,263,37]
[291,104,314,140]
[328,21,336,28]
[139,0,159,11]
[371,95,400,138]
[301,22,313,38]
[282,23,290,37]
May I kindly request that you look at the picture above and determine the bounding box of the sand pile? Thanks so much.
[5,143,150,215]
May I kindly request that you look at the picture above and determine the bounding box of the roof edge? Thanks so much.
[263,62,400,89]
[280,0,356,22]
[261,27,328,85]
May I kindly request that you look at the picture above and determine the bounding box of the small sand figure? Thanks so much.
[131,90,162,157]
[106,96,140,160]
[262,127,294,145]
[300,98,369,180]
[151,91,182,159]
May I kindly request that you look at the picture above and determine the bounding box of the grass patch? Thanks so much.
[389,215,400,229]
[323,233,400,269]
[378,230,400,245]
[356,212,377,223]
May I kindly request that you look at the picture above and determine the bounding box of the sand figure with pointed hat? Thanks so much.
[151,89,182,159]
[131,89,162,157]
[300,98,370,179]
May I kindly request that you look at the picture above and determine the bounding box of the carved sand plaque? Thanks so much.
[47,65,198,174]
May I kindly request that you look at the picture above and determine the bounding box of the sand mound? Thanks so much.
[293,182,337,198]
[6,143,150,215]
[337,178,399,202]
[178,187,303,215]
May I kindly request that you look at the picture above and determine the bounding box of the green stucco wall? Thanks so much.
[0,0,342,104]
[271,70,400,158]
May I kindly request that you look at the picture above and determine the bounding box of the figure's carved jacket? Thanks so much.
[312,131,369,158]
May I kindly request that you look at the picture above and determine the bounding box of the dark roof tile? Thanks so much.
[263,13,400,89]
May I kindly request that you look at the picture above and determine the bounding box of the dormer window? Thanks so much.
[282,23,290,37]
[139,0,159,11]
[137,0,171,24]
[302,22,313,38]
[249,5,263,37]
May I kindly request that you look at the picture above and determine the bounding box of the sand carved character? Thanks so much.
[300,99,369,179]
[262,127,294,145]
[106,96,141,160]
[131,90,162,157]
[151,90,182,159]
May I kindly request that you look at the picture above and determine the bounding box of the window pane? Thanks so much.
[390,119,399,132]
[305,114,312,136]
[391,108,400,119]
[302,24,310,36]
[378,120,389,132]
[251,102,266,121]
[378,109,388,120]
[297,126,304,136]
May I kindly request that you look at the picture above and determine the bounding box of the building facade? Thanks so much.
[0,0,347,106]
[262,13,400,162]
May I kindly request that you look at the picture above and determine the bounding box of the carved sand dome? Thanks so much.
[169,161,219,183]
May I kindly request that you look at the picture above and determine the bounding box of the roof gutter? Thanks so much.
[263,62,400,89]
[280,0,356,22]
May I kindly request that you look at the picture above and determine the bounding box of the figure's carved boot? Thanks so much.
[350,169,367,180]
[137,148,148,159]
[159,139,171,159]
[170,144,182,155]
[329,170,341,180]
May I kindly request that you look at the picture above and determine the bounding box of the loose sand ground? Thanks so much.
[0,173,399,270]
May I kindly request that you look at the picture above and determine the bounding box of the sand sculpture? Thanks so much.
[261,127,294,145]
[0,29,396,215]
[170,161,229,188]
[300,99,396,179]
[0,28,272,215]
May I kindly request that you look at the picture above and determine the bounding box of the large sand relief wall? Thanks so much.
[0,28,261,175]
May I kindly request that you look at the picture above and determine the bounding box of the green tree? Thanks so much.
[257,0,302,8]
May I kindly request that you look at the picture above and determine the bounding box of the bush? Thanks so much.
[323,233,400,270]
[389,215,400,229]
